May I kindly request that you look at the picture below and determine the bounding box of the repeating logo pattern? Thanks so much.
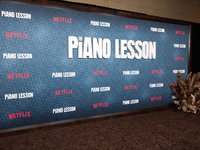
[0,1,189,131]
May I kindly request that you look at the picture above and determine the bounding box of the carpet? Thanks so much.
[0,106,200,150]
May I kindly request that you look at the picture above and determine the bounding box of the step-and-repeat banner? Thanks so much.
[0,1,189,131]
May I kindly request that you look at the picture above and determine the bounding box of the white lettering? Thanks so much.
[18,92,34,99]
[173,70,185,74]
[3,53,16,59]
[53,108,63,114]
[17,53,32,59]
[123,70,139,75]
[149,83,164,88]
[64,106,76,112]
[91,87,100,92]
[1,11,15,18]
[5,94,18,100]
[122,99,139,105]
[16,12,31,19]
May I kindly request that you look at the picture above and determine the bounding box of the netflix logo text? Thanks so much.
[55,90,73,95]
[6,32,28,39]
[152,70,162,74]
[175,57,184,61]
[125,85,137,90]
[151,96,162,101]
[125,25,138,30]
[175,31,185,35]
[54,17,72,23]
[9,112,31,119]
[93,71,108,75]
[93,102,108,108]
[7,73,30,79]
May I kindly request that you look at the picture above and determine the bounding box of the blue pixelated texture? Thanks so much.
[0,1,189,130]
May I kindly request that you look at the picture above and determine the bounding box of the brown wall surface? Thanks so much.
[63,0,200,23]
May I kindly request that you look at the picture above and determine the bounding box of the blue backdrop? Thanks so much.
[0,1,189,131]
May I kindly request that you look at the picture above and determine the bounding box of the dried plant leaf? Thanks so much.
[194,72,200,83]
[186,72,192,83]
[169,72,200,113]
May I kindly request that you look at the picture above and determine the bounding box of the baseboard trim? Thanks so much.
[0,105,174,136]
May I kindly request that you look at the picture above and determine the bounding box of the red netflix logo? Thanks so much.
[125,85,137,90]
[55,90,73,95]
[93,71,108,75]
[175,57,184,60]
[152,70,162,74]
[7,73,30,79]
[175,31,185,35]
[125,25,138,30]
[6,32,28,39]
[54,17,72,23]
[9,112,31,119]
[151,96,162,101]
[93,102,108,108]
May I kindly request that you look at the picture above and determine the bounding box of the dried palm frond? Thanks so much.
[169,72,200,113]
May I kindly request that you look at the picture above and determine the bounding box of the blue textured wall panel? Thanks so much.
[0,1,189,131]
